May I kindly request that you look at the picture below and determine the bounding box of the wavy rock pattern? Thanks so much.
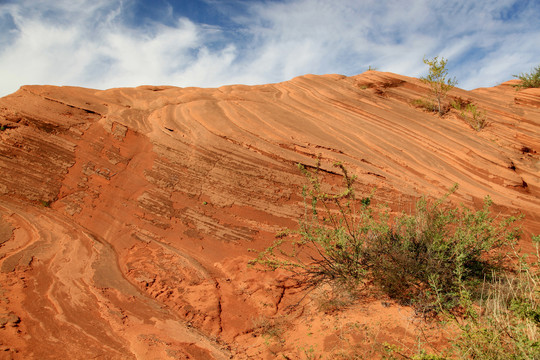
[0,72,538,358]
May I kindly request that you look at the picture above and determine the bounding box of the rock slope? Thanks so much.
[0,71,538,358]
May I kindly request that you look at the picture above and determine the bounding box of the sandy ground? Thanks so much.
[0,71,538,359]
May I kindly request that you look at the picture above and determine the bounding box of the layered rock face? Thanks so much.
[0,72,538,359]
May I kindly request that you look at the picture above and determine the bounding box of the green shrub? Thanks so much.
[513,65,540,89]
[461,104,488,131]
[250,161,521,315]
[464,104,488,131]
[367,191,520,314]
[450,99,488,131]
[250,159,372,289]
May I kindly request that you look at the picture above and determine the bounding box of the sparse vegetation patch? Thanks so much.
[451,99,488,131]
[251,160,540,358]
[251,160,521,316]
[412,98,438,113]
[513,64,540,89]
[450,249,540,359]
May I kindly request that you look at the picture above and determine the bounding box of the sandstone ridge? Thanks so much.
[0,71,538,358]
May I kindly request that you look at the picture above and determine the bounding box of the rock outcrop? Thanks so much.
[0,72,538,358]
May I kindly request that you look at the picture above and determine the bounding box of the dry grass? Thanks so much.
[450,242,540,359]
[411,98,437,113]
[252,314,288,339]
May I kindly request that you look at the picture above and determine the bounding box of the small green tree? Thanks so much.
[421,56,458,115]
[513,64,540,89]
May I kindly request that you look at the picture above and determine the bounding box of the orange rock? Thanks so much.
[0,72,538,358]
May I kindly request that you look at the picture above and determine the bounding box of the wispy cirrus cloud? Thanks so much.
[0,0,539,97]
[231,0,540,89]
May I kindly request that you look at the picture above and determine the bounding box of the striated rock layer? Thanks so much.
[0,72,539,358]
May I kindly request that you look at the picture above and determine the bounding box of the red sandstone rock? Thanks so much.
[0,72,538,359]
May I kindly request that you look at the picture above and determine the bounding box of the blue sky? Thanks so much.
[0,0,539,97]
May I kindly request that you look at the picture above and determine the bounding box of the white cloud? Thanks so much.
[231,0,540,89]
[0,0,539,97]
[0,0,234,94]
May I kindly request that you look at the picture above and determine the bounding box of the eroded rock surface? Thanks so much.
[0,72,538,358]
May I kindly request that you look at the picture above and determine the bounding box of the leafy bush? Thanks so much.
[367,191,519,314]
[250,161,521,314]
[513,65,540,89]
